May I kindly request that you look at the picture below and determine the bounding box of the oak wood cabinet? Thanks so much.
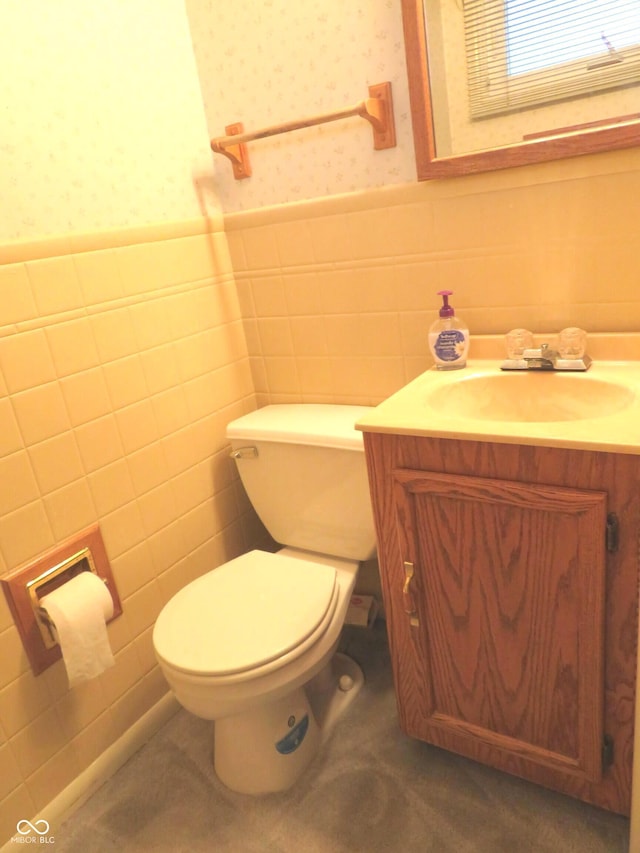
[363,431,640,815]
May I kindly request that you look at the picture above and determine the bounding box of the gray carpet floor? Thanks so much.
[55,622,629,852]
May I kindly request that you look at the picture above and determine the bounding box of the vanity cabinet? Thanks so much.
[363,432,640,815]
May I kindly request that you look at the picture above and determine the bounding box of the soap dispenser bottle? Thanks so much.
[428,290,469,370]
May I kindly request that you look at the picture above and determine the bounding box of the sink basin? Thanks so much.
[356,349,640,455]
[426,372,636,423]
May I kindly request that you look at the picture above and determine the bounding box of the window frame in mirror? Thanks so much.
[401,0,640,180]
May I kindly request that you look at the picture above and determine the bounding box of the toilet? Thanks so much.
[152,404,377,794]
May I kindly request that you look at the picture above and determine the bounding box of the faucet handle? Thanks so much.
[558,327,587,359]
[505,328,534,359]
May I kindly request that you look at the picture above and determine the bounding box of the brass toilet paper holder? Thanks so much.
[0,524,122,674]
[27,546,107,650]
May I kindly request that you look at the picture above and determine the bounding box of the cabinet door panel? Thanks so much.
[393,469,607,785]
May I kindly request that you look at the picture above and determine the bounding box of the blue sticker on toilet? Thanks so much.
[275,714,309,754]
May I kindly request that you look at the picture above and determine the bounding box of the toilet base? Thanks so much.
[307,652,364,741]
[213,653,364,794]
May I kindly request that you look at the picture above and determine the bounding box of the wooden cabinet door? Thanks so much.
[392,468,608,787]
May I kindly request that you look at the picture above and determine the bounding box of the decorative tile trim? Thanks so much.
[222,148,640,231]
[1,216,224,266]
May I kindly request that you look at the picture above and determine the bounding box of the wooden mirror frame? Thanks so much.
[401,0,640,180]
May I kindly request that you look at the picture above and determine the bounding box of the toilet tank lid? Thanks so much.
[227,404,374,450]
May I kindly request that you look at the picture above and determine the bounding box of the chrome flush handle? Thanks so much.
[229,446,258,459]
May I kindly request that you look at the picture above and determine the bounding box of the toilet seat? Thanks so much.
[153,550,338,681]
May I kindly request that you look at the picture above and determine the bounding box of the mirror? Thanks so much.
[401,0,640,178]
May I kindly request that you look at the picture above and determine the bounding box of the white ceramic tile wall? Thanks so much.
[0,221,262,845]
[225,151,640,405]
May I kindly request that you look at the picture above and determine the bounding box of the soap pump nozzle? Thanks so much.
[438,290,455,319]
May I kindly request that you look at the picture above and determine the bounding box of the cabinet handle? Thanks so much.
[403,561,420,627]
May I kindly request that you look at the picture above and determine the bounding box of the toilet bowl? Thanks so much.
[154,547,364,793]
[153,404,376,794]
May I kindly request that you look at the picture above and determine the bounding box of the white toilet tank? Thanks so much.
[227,404,376,561]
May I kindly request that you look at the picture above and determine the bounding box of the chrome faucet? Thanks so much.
[501,328,592,372]
[523,342,559,370]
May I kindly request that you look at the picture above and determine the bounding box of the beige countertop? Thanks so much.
[356,350,640,455]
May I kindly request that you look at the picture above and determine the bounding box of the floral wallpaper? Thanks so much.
[185,0,417,212]
[2,1,419,237]
[1,0,220,243]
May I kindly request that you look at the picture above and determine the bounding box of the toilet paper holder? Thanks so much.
[27,547,107,650]
[0,524,122,674]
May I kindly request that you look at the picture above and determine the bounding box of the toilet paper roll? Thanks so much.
[40,572,115,688]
